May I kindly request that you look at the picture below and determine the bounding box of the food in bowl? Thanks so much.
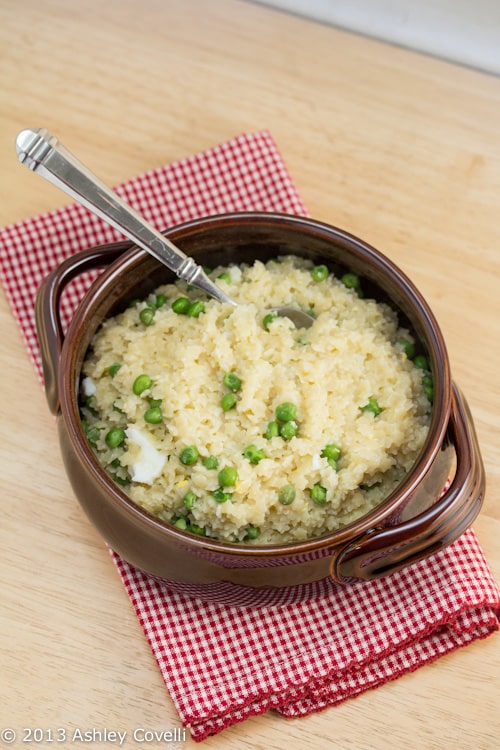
[79,254,432,545]
[36,213,484,603]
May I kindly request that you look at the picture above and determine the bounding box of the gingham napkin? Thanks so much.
[1,131,498,742]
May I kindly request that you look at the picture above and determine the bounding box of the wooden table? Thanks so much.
[1,1,499,748]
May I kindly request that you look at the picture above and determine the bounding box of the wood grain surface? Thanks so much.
[0,1,498,748]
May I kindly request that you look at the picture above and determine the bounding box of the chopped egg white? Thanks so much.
[81,376,96,396]
[125,426,166,485]
[311,453,322,470]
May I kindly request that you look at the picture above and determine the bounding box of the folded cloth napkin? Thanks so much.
[1,130,498,742]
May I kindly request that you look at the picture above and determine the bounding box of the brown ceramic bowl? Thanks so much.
[36,212,485,607]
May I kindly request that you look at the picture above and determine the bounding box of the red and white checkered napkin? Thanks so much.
[1,130,499,742]
[113,537,499,740]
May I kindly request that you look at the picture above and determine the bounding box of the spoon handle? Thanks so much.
[15,128,235,305]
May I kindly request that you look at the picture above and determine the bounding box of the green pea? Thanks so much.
[360,397,382,416]
[213,487,232,503]
[311,264,329,282]
[414,354,429,370]
[223,372,242,392]
[139,306,155,326]
[105,427,126,449]
[149,398,163,408]
[217,272,231,283]
[113,473,130,488]
[243,445,266,465]
[172,297,191,314]
[179,445,199,466]
[245,525,261,540]
[279,420,299,440]
[183,491,197,510]
[108,362,122,378]
[144,406,163,424]
[423,374,434,402]
[310,483,328,505]
[155,293,167,308]
[265,421,280,439]
[174,516,188,530]
[218,466,238,487]
[202,455,219,470]
[187,523,206,536]
[399,339,415,359]
[321,443,341,461]
[322,443,341,469]
[276,402,297,422]
[85,425,101,447]
[133,374,152,396]
[341,272,361,290]
[263,312,277,330]
[279,484,296,505]
[84,396,98,416]
[187,301,205,318]
[221,392,238,411]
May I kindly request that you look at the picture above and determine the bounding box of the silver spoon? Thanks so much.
[15,128,314,329]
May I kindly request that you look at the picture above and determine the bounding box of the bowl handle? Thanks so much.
[35,241,131,415]
[330,383,485,583]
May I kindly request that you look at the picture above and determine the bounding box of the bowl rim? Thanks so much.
[59,211,452,557]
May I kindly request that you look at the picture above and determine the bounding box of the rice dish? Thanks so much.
[80,256,432,544]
